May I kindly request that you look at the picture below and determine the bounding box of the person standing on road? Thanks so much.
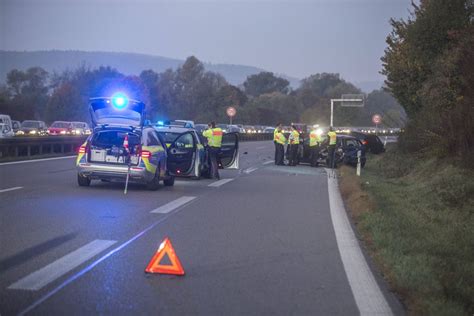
[327,127,337,169]
[203,122,223,180]
[309,126,322,167]
[288,125,300,166]
[274,125,286,165]
[273,123,282,165]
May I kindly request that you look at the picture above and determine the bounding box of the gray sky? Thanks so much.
[1,0,412,83]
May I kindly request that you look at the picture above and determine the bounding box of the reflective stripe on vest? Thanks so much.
[328,131,337,145]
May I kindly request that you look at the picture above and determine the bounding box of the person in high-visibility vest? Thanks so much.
[309,127,322,167]
[274,125,286,165]
[327,127,337,168]
[273,123,282,165]
[203,121,223,179]
[288,125,300,166]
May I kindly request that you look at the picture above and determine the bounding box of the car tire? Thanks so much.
[77,174,91,186]
[146,167,161,191]
[163,176,175,187]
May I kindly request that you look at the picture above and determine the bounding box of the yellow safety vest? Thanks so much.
[289,130,300,145]
[328,131,337,145]
[203,128,223,148]
[273,128,278,142]
[309,130,321,147]
[275,131,286,145]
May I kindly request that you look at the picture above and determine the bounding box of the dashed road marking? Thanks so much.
[256,146,266,150]
[0,156,76,166]
[263,160,274,165]
[208,178,234,187]
[0,186,23,193]
[8,239,116,291]
[326,169,393,315]
[150,196,196,214]
[243,167,258,174]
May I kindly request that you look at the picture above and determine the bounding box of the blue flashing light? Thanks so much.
[111,93,128,110]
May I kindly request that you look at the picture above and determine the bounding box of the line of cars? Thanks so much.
[0,114,92,138]
[76,97,239,189]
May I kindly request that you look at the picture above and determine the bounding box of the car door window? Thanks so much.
[175,133,194,148]
[345,139,359,148]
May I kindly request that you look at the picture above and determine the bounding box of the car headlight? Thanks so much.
[29,130,37,135]
[60,130,66,135]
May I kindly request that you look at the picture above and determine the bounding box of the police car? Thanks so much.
[76,95,210,190]
[154,121,239,179]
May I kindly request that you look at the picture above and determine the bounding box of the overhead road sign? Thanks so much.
[330,95,365,127]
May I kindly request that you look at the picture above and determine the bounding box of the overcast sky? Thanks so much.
[0,0,413,83]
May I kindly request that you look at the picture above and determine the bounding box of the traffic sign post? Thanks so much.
[226,106,236,125]
[372,114,382,135]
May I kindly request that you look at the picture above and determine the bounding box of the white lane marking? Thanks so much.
[256,146,266,150]
[326,169,393,315]
[0,156,75,166]
[208,178,234,187]
[243,167,258,174]
[0,186,23,193]
[8,239,116,291]
[263,160,273,165]
[150,196,196,214]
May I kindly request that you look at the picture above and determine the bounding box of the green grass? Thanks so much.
[345,150,474,315]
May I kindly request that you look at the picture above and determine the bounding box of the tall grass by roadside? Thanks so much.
[339,149,474,315]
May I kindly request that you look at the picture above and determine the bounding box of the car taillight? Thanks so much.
[78,145,86,154]
[362,140,368,145]
[141,150,151,159]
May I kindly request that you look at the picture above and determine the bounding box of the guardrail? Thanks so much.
[0,136,88,161]
[0,133,274,162]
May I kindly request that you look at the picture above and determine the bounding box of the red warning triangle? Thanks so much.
[145,237,185,275]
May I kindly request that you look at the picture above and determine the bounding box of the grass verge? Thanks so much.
[338,149,474,315]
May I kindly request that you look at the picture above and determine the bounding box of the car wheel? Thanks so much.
[146,167,161,191]
[77,174,91,186]
[163,176,175,186]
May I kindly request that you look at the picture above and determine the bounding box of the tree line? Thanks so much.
[0,56,405,127]
[382,0,473,160]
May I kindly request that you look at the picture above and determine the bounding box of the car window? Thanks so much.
[159,132,180,144]
[345,139,359,147]
[147,131,161,146]
[174,133,194,148]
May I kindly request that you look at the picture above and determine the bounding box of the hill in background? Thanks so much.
[0,50,301,88]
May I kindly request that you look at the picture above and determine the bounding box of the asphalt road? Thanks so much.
[0,141,403,315]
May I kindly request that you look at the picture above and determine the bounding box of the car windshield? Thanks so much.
[22,121,40,128]
[51,122,70,128]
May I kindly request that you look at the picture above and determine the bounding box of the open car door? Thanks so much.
[167,131,197,176]
[218,132,239,169]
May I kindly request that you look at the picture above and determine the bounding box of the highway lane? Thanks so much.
[0,141,402,315]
